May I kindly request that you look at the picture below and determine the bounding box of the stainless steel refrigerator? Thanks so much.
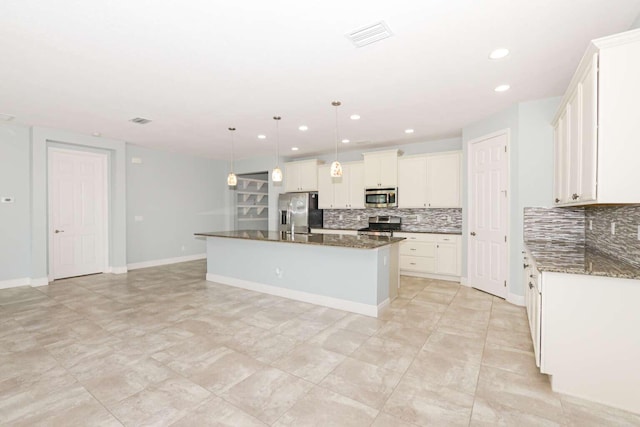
[278,192,323,233]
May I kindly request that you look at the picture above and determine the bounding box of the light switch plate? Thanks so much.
[131,157,143,164]
[134,215,143,222]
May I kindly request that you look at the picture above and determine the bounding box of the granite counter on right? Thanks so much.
[522,207,640,415]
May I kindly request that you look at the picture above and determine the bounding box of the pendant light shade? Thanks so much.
[272,116,283,183]
[330,101,343,178]
[227,127,237,187]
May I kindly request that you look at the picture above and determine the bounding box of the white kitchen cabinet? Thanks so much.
[363,149,398,188]
[397,157,427,208]
[552,29,640,205]
[317,162,365,209]
[523,250,541,367]
[284,159,320,192]
[317,164,334,209]
[397,152,461,208]
[395,232,461,281]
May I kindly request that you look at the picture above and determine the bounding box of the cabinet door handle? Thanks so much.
[54,229,65,234]
[523,263,530,269]
[470,232,476,236]
[529,282,534,289]
[555,198,560,203]
[572,193,579,200]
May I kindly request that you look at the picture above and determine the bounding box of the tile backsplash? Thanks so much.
[523,205,640,269]
[523,207,585,244]
[324,208,462,232]
[586,205,640,269]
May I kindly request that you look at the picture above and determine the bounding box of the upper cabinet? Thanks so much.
[284,159,321,192]
[363,149,398,188]
[552,29,640,206]
[398,151,461,208]
[317,162,365,209]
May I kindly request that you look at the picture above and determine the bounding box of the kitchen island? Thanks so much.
[194,230,404,317]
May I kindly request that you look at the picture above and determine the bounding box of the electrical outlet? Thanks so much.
[275,267,283,278]
[181,245,186,252]
[611,222,616,235]
[416,215,421,222]
[134,215,143,222]
[637,225,640,241]
[357,215,361,221]
[131,157,143,164]
[339,214,343,220]
[589,220,593,231]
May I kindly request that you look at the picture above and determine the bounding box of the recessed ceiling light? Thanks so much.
[291,147,299,151]
[0,113,16,121]
[298,125,308,131]
[404,129,414,134]
[341,139,350,144]
[258,134,266,139]
[350,114,360,120]
[494,84,511,92]
[489,48,510,60]
[92,132,101,137]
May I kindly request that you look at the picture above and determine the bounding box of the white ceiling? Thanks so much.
[1,0,639,161]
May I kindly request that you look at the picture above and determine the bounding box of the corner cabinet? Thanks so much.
[318,162,365,209]
[398,151,461,208]
[394,232,461,281]
[363,150,398,188]
[284,159,321,192]
[552,29,640,205]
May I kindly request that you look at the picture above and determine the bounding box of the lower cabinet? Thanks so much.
[395,232,461,281]
[523,250,541,367]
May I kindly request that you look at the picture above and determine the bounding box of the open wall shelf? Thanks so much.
[234,173,269,231]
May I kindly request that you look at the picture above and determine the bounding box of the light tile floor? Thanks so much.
[1,260,639,426]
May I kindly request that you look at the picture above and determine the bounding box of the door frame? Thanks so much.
[47,147,110,281]
[466,128,511,299]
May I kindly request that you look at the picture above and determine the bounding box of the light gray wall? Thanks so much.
[126,144,228,264]
[631,11,640,29]
[462,97,561,299]
[0,124,31,281]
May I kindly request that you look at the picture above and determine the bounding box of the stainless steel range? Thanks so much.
[357,216,402,237]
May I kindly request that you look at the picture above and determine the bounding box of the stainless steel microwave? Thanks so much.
[365,188,398,208]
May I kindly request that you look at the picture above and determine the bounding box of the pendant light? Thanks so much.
[272,116,283,182]
[227,127,237,187]
[330,101,343,178]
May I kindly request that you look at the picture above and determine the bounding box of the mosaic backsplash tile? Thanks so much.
[323,208,462,233]
[585,205,640,269]
[523,207,585,245]
[523,205,640,271]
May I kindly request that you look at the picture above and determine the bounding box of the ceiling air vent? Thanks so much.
[346,21,393,48]
[129,117,152,124]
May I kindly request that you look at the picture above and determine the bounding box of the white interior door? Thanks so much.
[49,149,107,279]
[468,132,508,298]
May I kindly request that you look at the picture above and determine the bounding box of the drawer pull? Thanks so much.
[410,262,416,265]
[410,248,416,251]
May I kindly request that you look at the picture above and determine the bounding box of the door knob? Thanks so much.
[54,229,64,234]
[470,232,476,236]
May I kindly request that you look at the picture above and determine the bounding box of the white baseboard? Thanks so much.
[400,271,461,283]
[0,276,50,289]
[128,253,206,271]
[507,292,525,306]
[111,266,128,274]
[206,273,380,318]
[0,277,30,289]
[30,277,50,287]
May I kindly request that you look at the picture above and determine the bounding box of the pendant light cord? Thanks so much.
[229,127,236,172]
[334,104,339,160]
[274,116,281,167]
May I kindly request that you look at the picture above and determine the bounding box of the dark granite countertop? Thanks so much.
[318,227,462,235]
[195,230,404,249]
[525,240,640,280]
